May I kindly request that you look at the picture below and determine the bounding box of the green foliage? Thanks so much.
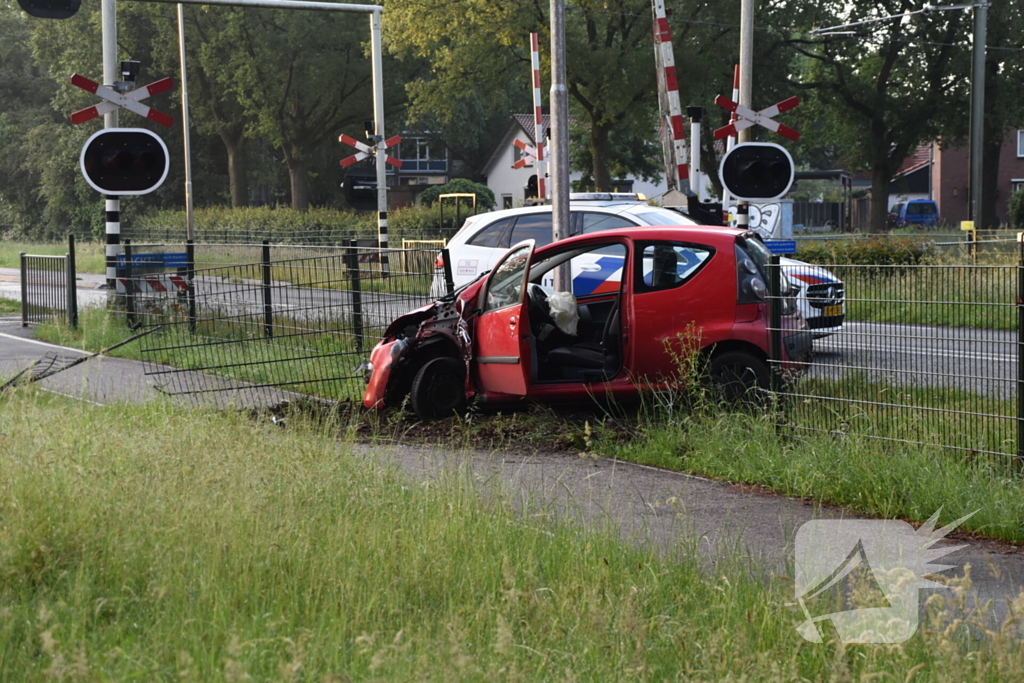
[1010,187,1024,230]
[417,179,495,209]
[797,237,932,267]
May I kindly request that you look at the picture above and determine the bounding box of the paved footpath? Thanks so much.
[3,319,1024,630]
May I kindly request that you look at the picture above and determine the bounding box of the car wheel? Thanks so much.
[707,351,770,403]
[410,357,467,420]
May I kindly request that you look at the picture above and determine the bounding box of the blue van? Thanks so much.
[889,199,939,228]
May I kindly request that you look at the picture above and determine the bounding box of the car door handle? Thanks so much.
[579,264,601,272]
[509,315,517,329]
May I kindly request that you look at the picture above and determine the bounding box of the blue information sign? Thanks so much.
[116,252,188,269]
[764,240,797,255]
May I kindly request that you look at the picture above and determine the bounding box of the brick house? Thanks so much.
[889,131,1024,227]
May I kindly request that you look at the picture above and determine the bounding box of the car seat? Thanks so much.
[545,297,621,379]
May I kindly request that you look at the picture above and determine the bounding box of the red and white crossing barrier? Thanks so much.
[652,0,688,184]
[116,274,189,295]
[69,73,174,128]
[530,33,547,200]
[713,95,801,141]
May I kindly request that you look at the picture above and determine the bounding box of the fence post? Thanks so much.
[124,240,136,328]
[66,233,78,329]
[442,247,455,296]
[262,240,273,339]
[1018,237,1024,463]
[19,252,27,327]
[347,239,364,354]
[186,240,197,333]
[768,254,783,396]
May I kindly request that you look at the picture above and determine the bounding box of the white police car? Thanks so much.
[434,193,844,336]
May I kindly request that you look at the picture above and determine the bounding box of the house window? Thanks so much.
[1012,179,1024,197]
[1018,130,1024,158]
[399,137,447,172]
[502,194,513,209]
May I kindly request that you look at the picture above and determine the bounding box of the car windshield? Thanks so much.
[631,208,699,226]
[906,203,936,216]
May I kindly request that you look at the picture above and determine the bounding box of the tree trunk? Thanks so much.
[219,126,249,209]
[288,160,310,212]
[869,165,892,234]
[590,123,612,192]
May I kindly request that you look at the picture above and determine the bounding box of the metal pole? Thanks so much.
[369,10,390,275]
[347,239,364,354]
[768,254,782,395]
[177,4,196,241]
[186,239,196,333]
[124,240,136,327]
[688,106,703,202]
[67,234,78,329]
[20,252,27,327]
[969,2,987,229]
[262,241,273,339]
[1018,235,1024,463]
[550,0,570,290]
[736,0,754,230]
[102,0,120,294]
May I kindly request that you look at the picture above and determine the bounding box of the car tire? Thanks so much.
[707,351,770,403]
[410,357,467,420]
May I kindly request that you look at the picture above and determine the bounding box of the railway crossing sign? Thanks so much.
[512,138,539,169]
[339,134,402,169]
[713,95,800,142]
[69,73,175,127]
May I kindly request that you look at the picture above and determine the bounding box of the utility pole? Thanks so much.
[101,0,119,292]
[550,0,570,290]
[177,4,195,241]
[736,0,754,229]
[969,2,987,229]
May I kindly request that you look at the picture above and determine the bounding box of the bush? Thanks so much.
[1009,187,1024,230]
[797,236,933,266]
[418,178,495,210]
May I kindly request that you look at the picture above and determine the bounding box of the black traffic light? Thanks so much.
[17,0,81,19]
[718,142,794,201]
[80,129,169,196]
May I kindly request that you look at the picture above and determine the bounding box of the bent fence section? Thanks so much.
[127,244,451,406]
[767,250,1024,464]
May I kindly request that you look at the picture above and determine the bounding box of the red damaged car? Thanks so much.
[362,227,810,419]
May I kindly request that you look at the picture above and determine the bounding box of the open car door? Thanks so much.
[474,240,535,395]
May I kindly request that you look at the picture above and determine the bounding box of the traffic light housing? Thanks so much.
[718,142,794,201]
[17,0,80,18]
[80,128,169,195]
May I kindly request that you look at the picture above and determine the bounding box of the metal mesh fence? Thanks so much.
[126,245,449,406]
[767,252,1023,463]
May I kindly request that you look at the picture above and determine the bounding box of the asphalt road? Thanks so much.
[812,321,1017,398]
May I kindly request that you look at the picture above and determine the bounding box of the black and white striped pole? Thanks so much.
[105,196,120,289]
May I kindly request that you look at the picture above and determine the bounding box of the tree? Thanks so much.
[220,8,405,211]
[780,1,969,232]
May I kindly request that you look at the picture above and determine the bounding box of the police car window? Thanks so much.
[467,218,510,247]
[507,214,553,247]
[636,243,712,292]
[632,209,699,226]
[579,212,638,234]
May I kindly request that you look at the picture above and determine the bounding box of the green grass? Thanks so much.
[2,390,1024,680]
[602,393,1024,544]
[0,298,20,315]
[0,241,107,275]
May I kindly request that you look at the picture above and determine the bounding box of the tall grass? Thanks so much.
[2,390,1024,680]
[606,400,1024,544]
[0,242,107,275]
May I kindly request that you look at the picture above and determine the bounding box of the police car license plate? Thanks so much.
[824,304,842,317]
